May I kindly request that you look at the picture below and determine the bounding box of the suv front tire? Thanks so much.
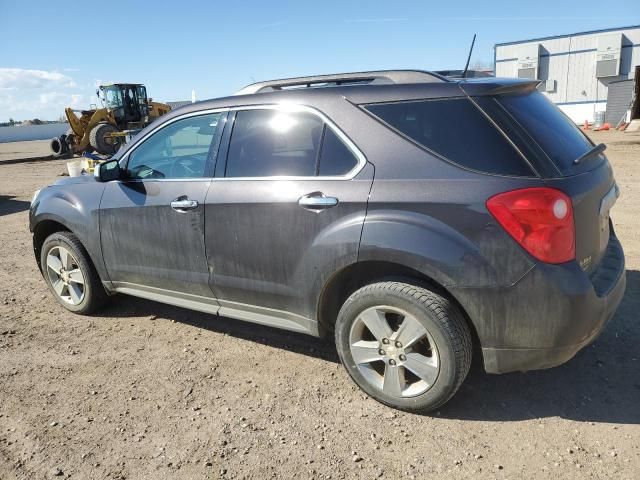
[335,281,472,412]
[40,232,108,314]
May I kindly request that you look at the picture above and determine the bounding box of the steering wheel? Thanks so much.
[169,155,205,178]
[128,164,165,179]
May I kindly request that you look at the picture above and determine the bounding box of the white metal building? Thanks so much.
[495,25,640,125]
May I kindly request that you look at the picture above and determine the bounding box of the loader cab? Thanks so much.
[100,83,149,128]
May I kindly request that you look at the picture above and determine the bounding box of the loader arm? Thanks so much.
[65,108,85,137]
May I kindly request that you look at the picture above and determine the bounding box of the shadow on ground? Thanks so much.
[0,194,31,217]
[0,155,54,166]
[102,295,340,365]
[101,269,640,424]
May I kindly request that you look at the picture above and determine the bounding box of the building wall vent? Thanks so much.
[596,33,622,78]
[517,44,540,79]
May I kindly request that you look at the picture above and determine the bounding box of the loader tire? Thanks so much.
[50,136,68,157]
[89,122,119,155]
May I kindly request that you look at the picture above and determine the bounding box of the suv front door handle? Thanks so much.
[170,198,199,211]
[298,193,339,211]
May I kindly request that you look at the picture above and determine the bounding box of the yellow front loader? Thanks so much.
[50,83,171,157]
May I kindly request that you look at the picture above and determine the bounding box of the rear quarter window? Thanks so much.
[365,98,534,177]
[318,127,359,176]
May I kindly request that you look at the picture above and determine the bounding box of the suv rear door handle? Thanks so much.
[170,198,199,211]
[298,193,339,210]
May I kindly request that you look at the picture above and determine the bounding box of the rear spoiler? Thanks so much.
[459,79,540,97]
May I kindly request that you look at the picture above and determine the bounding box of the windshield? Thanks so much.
[103,87,124,109]
[496,91,597,175]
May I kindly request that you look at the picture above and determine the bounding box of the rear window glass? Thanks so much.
[496,92,594,174]
[365,98,533,177]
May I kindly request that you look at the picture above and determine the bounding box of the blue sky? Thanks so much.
[1,0,638,121]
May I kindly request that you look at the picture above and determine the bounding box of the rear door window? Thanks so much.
[495,91,597,175]
[226,110,323,177]
[225,108,361,178]
[365,98,534,177]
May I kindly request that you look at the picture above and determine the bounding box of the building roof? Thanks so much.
[495,24,640,48]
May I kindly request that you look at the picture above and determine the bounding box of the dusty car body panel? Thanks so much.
[30,177,109,283]
[204,164,374,334]
[453,233,625,373]
[100,179,213,298]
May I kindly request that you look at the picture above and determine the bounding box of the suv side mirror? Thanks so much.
[94,159,121,182]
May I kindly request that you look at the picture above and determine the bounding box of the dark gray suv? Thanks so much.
[30,70,626,412]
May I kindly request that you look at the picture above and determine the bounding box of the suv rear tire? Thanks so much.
[335,281,472,412]
[40,232,108,314]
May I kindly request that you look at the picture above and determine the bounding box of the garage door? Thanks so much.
[606,79,634,126]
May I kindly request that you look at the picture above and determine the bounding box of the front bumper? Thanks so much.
[451,233,626,374]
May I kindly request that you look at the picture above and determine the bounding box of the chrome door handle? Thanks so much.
[298,193,339,210]
[170,198,199,211]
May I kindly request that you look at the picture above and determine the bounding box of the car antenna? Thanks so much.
[461,33,477,79]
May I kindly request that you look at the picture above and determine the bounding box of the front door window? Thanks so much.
[126,113,223,179]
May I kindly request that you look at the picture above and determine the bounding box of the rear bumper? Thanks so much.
[451,233,626,374]
[482,263,625,373]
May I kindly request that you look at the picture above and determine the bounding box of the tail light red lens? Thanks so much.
[486,187,575,264]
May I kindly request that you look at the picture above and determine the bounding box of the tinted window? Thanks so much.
[496,91,595,174]
[127,113,222,179]
[226,110,323,177]
[318,128,359,176]
[365,98,533,176]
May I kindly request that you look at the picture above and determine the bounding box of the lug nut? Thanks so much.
[378,349,385,356]
[389,359,396,366]
[382,338,390,345]
[399,354,407,361]
[395,341,402,348]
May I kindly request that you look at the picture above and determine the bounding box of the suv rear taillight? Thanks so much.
[486,187,575,264]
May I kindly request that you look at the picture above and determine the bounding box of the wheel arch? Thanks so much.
[36,223,110,314]
[30,181,110,286]
[316,260,481,353]
[32,218,72,273]
[32,217,108,289]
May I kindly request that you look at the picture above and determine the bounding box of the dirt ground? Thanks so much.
[0,132,639,480]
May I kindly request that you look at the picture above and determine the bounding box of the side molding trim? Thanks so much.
[110,282,318,336]
[218,299,318,335]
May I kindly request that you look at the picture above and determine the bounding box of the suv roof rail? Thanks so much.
[235,70,449,95]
